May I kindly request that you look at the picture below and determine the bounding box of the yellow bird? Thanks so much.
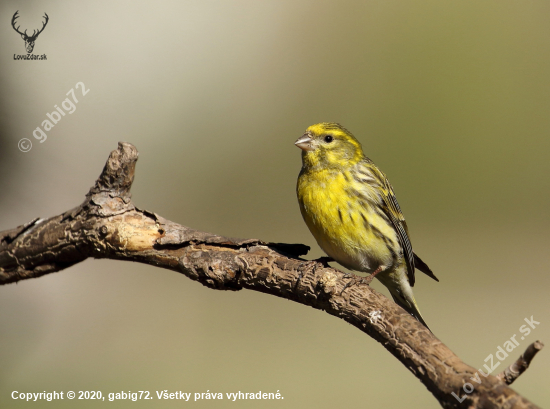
[295,122,438,329]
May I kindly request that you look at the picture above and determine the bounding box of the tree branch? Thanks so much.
[497,341,545,386]
[0,142,543,409]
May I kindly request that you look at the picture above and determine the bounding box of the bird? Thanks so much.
[295,122,438,329]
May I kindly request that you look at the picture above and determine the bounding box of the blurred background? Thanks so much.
[1,0,549,407]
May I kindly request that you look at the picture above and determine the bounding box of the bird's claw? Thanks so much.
[340,274,372,295]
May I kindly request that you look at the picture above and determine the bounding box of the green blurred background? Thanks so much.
[1,1,549,407]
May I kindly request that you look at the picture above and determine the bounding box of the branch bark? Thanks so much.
[497,341,545,386]
[0,142,543,409]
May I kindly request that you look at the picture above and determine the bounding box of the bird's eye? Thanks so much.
[324,135,333,143]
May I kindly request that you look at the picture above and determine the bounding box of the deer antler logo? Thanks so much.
[11,11,49,54]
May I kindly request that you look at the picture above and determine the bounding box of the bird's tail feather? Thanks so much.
[387,281,430,331]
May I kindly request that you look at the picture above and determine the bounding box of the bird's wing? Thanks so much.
[366,162,416,286]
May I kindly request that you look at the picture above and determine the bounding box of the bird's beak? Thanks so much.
[295,133,314,151]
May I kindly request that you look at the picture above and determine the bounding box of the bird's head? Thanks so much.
[295,123,364,170]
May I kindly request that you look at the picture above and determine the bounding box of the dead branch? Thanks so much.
[497,341,545,385]
[0,142,543,409]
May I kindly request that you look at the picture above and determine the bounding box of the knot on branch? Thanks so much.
[86,142,138,216]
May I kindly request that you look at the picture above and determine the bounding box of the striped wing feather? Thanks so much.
[363,162,417,286]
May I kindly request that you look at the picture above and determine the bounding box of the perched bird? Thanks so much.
[295,122,438,329]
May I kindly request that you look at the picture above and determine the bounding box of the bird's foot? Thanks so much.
[363,266,385,285]
[362,273,376,286]
[340,274,367,294]
[340,267,384,294]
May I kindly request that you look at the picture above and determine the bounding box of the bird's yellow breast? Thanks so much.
[297,168,398,273]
